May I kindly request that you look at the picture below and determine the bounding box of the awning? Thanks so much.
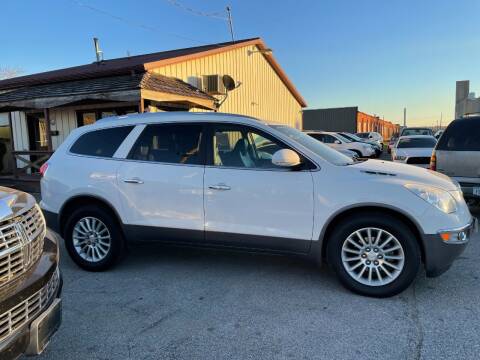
[0,73,217,111]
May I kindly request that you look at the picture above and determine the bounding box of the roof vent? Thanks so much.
[93,37,104,63]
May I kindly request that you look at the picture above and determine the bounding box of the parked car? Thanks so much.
[306,131,376,158]
[0,187,61,357]
[431,117,480,206]
[41,112,476,297]
[355,132,384,150]
[338,148,360,160]
[391,135,437,168]
[339,132,382,157]
[434,130,444,139]
[388,134,399,154]
[400,127,434,137]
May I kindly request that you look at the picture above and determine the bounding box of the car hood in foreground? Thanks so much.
[351,159,458,191]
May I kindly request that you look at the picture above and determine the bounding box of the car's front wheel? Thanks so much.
[327,213,420,297]
[64,205,125,271]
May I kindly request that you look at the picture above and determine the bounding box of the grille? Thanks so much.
[459,182,480,188]
[406,157,431,164]
[0,267,59,342]
[0,205,45,286]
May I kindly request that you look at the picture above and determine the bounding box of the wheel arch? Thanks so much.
[315,205,426,264]
[58,194,125,238]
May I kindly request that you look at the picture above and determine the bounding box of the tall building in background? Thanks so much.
[455,80,480,118]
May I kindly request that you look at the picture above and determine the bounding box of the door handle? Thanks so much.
[208,184,231,191]
[123,178,144,184]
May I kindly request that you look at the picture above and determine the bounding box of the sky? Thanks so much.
[1,0,479,126]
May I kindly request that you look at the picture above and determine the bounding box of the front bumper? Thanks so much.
[423,218,478,277]
[0,235,62,359]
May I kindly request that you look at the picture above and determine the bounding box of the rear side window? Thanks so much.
[70,126,134,157]
[128,124,203,165]
[437,120,480,151]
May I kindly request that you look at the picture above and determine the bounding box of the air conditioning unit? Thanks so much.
[202,74,226,95]
[187,76,203,90]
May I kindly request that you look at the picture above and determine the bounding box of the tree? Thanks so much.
[0,67,23,80]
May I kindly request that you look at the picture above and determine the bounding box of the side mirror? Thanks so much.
[272,149,301,167]
[334,140,341,144]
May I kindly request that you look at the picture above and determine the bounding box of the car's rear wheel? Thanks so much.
[327,214,420,297]
[64,205,125,271]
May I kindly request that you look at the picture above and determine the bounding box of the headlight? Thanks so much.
[394,155,406,160]
[404,183,457,213]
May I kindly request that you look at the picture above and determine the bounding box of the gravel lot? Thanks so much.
[30,153,480,360]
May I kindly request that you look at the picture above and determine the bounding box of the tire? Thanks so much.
[64,205,125,271]
[326,213,420,297]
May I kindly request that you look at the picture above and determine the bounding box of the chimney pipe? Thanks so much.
[93,37,103,62]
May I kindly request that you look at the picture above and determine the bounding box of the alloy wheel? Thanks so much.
[72,217,112,263]
[341,227,405,286]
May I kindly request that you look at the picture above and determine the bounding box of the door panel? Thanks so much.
[117,162,204,236]
[204,123,314,252]
[116,123,205,241]
[204,167,314,252]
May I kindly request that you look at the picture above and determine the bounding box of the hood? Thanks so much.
[395,147,434,158]
[0,187,36,222]
[351,159,458,191]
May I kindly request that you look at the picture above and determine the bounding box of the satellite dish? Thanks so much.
[222,75,236,91]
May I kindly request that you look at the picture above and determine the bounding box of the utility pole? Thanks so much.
[440,112,443,129]
[226,6,235,43]
[403,107,407,127]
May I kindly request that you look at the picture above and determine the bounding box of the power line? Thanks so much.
[164,0,228,20]
[70,0,205,44]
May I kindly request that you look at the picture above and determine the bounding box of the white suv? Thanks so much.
[40,112,477,297]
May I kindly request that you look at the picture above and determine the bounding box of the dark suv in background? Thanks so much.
[431,117,480,205]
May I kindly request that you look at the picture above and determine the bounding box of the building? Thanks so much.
[302,107,399,139]
[455,80,480,119]
[0,37,306,179]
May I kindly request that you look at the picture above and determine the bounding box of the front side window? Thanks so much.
[211,125,286,169]
[70,126,134,158]
[128,124,203,165]
[323,134,337,144]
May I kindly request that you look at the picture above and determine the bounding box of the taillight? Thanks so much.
[40,162,49,177]
[429,151,436,171]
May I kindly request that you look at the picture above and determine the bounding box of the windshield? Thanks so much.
[271,125,354,166]
[397,137,437,148]
[342,133,363,142]
[334,133,352,143]
[401,128,433,136]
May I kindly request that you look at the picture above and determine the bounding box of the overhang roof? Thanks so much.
[0,38,306,107]
[0,73,216,110]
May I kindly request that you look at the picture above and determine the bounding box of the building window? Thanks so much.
[76,106,139,127]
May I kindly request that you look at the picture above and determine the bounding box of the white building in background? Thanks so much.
[455,80,480,118]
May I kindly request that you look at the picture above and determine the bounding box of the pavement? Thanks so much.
[30,152,480,360]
